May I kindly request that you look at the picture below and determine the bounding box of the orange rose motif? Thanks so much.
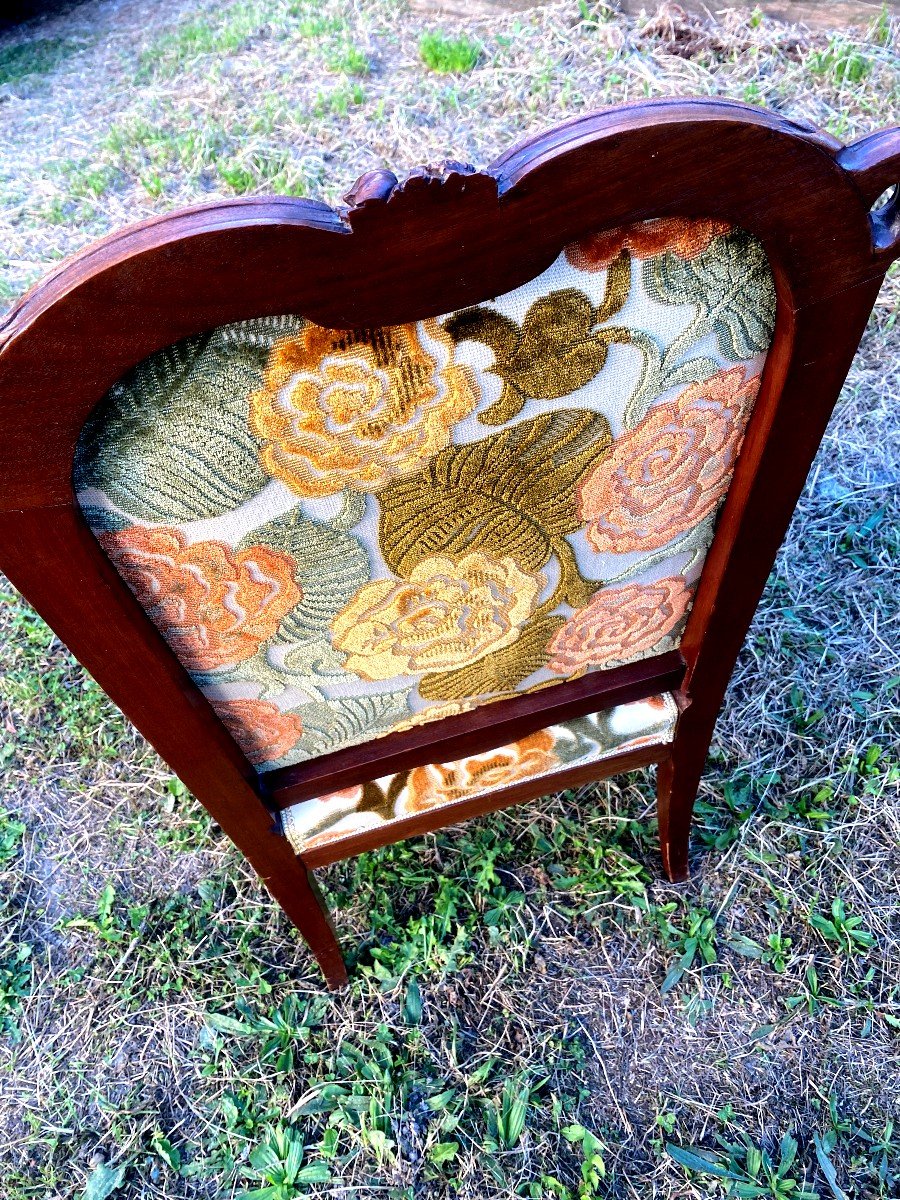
[578,367,760,554]
[211,699,304,765]
[99,526,300,672]
[249,320,477,497]
[401,730,559,814]
[548,576,692,672]
[565,217,730,272]
[330,552,544,680]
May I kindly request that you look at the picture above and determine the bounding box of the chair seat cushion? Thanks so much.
[281,692,677,855]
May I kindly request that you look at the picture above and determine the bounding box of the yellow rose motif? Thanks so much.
[331,552,545,680]
[249,320,477,497]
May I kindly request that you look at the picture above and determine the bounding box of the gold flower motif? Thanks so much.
[578,367,760,554]
[391,699,478,734]
[331,552,544,680]
[249,320,477,497]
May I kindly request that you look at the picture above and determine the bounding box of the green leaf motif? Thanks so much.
[445,286,629,424]
[379,409,612,606]
[238,505,370,646]
[643,229,775,360]
[74,315,304,522]
[551,710,663,767]
[289,692,411,760]
[78,505,133,536]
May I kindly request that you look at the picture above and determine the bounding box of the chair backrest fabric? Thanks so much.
[73,216,774,772]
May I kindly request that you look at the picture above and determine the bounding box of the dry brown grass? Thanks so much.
[0,1,898,1197]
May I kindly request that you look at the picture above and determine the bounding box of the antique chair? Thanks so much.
[0,100,897,989]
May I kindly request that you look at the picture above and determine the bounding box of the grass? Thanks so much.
[0,36,74,86]
[419,32,481,74]
[326,42,370,76]
[134,7,270,81]
[0,0,899,1197]
[807,36,874,85]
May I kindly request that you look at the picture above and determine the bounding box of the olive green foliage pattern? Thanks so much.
[444,251,632,425]
[643,229,775,361]
[74,317,302,521]
[237,500,370,647]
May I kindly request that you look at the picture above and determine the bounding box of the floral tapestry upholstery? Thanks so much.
[73,217,775,773]
[281,693,678,854]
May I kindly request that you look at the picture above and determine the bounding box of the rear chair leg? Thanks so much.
[287,867,349,992]
[253,835,349,990]
[656,715,712,883]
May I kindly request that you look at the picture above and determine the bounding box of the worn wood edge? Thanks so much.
[836,129,900,261]
[490,96,842,185]
[296,742,671,869]
[264,652,685,810]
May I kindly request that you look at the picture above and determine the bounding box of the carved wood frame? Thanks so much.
[1,100,898,988]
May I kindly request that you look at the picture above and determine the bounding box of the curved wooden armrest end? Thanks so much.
[838,127,900,263]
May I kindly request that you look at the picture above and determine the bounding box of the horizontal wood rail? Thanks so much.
[264,651,685,810]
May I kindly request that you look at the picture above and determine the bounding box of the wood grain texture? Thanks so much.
[0,99,897,984]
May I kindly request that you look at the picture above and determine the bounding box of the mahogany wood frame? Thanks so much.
[0,101,898,990]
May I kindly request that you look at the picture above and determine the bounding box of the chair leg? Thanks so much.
[238,822,348,989]
[263,851,349,990]
[656,718,711,883]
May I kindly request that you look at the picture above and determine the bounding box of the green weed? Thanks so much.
[487,1074,535,1150]
[65,160,119,201]
[313,80,366,119]
[563,1124,608,1198]
[668,1132,819,1199]
[419,32,480,74]
[808,898,875,956]
[206,994,328,1076]
[784,964,841,1016]
[808,38,873,86]
[291,13,346,38]
[155,778,213,852]
[326,43,369,76]
[0,592,125,765]
[660,910,718,993]
[218,148,310,196]
[0,810,31,1039]
[239,1125,330,1197]
[868,4,894,48]
[136,7,265,81]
